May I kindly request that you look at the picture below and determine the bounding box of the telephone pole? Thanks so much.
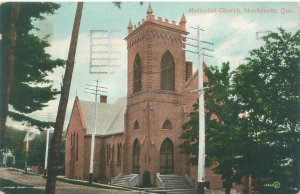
[85,80,108,184]
[46,3,83,194]
[183,25,213,194]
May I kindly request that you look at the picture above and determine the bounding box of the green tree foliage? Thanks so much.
[3,127,26,168]
[233,28,300,189]
[27,131,65,170]
[27,133,47,167]
[0,3,64,129]
[180,28,300,193]
[180,62,244,193]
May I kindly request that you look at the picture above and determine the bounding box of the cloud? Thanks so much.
[39,32,128,129]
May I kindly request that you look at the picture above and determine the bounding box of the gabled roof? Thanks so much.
[79,97,127,136]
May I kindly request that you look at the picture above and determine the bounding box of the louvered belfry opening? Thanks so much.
[160,51,175,91]
[133,53,142,93]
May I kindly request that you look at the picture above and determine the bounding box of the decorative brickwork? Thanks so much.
[65,4,238,191]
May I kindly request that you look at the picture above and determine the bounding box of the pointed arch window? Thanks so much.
[160,51,175,91]
[162,119,172,129]
[106,144,111,165]
[76,133,79,161]
[117,143,122,166]
[133,53,142,93]
[133,120,140,130]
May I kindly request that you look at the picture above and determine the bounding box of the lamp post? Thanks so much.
[25,130,29,173]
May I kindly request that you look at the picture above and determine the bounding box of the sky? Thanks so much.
[7,1,300,133]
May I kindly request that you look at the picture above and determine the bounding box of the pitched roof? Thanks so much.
[79,97,127,136]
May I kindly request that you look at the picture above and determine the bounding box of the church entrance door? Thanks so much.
[160,138,174,174]
[132,139,140,174]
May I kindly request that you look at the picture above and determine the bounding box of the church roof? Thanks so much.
[79,97,127,136]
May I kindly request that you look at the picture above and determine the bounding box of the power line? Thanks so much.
[84,79,108,184]
[182,25,214,194]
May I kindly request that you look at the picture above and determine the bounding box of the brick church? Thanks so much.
[65,4,245,192]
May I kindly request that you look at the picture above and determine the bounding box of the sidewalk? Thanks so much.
[0,167,139,194]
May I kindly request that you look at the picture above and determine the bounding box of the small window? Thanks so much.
[162,119,172,129]
[133,120,140,130]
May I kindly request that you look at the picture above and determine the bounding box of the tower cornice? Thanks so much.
[125,20,188,41]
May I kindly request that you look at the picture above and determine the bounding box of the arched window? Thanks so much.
[132,139,141,173]
[162,119,172,129]
[133,120,140,130]
[117,143,122,166]
[71,132,73,146]
[133,53,142,93]
[76,133,79,161]
[106,144,111,165]
[160,51,175,91]
[160,138,174,174]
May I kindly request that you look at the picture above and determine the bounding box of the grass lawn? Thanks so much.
[0,178,44,194]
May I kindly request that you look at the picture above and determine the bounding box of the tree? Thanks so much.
[233,28,300,191]
[181,28,300,193]
[0,2,64,150]
[0,3,20,151]
[46,3,83,194]
[3,127,26,168]
[180,62,245,194]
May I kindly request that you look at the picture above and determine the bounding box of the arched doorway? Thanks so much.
[160,138,174,174]
[132,139,140,174]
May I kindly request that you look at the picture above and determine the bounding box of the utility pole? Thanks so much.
[46,3,83,194]
[85,80,108,184]
[25,130,29,174]
[44,127,50,177]
[183,25,213,194]
[44,111,54,177]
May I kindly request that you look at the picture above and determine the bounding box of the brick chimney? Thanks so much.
[185,61,193,81]
[100,95,107,103]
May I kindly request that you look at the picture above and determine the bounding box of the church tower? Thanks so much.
[124,4,191,182]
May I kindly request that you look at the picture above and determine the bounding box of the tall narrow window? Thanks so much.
[133,53,142,93]
[106,144,111,165]
[160,51,175,91]
[76,133,79,161]
[117,143,122,166]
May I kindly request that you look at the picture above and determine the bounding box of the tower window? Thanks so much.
[162,119,172,129]
[133,120,140,130]
[133,53,142,93]
[160,51,175,91]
